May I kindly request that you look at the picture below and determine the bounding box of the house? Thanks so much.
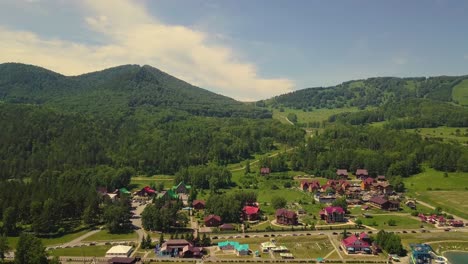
[181,245,203,258]
[275,209,298,225]
[336,169,349,179]
[369,196,400,211]
[361,177,375,191]
[319,206,345,223]
[160,239,193,257]
[376,175,386,182]
[108,257,137,264]
[355,169,369,179]
[218,241,249,256]
[341,232,372,254]
[204,215,222,227]
[105,245,134,258]
[314,193,337,204]
[172,182,191,194]
[451,220,464,227]
[345,186,362,199]
[192,200,206,210]
[260,167,271,175]
[157,190,179,200]
[371,182,393,194]
[405,200,417,210]
[300,180,321,192]
[219,223,235,231]
[243,206,260,221]
[135,186,156,196]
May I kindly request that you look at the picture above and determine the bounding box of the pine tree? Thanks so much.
[159,233,164,246]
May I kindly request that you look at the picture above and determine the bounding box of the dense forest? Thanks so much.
[264,76,467,110]
[289,125,468,177]
[329,98,468,128]
[0,63,270,118]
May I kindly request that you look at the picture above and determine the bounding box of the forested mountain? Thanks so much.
[263,75,468,110]
[0,63,270,118]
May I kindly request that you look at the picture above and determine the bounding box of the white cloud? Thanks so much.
[0,0,294,100]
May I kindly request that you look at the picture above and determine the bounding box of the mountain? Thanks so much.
[262,75,468,110]
[0,63,270,118]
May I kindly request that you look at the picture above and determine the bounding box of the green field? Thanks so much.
[404,168,468,219]
[48,245,113,257]
[129,175,175,191]
[406,127,468,144]
[399,231,468,247]
[7,229,91,249]
[356,215,429,230]
[82,230,137,242]
[452,79,468,106]
[272,107,361,126]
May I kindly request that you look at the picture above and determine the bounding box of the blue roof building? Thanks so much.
[410,244,433,264]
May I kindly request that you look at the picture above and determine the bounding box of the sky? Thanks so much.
[0,0,467,101]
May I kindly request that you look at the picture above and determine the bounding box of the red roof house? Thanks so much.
[361,177,375,190]
[300,180,321,192]
[341,232,371,253]
[260,167,271,175]
[320,206,345,223]
[275,209,298,225]
[336,169,349,179]
[204,215,222,227]
[243,206,260,221]
[192,200,206,210]
[355,169,369,179]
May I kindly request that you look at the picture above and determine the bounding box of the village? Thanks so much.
[88,168,467,264]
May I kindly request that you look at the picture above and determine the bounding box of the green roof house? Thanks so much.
[119,188,131,195]
[172,182,192,194]
[157,189,179,200]
[218,241,249,256]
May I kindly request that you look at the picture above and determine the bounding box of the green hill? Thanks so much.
[263,75,468,110]
[0,63,270,118]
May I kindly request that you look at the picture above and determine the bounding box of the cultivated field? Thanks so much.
[452,79,468,106]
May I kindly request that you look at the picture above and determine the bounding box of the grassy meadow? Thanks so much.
[48,245,113,257]
[82,230,137,242]
[271,107,361,126]
[406,127,468,144]
[404,167,468,219]
[452,79,468,106]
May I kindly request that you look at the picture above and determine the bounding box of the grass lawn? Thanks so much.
[82,230,137,242]
[404,167,468,219]
[48,245,112,257]
[452,79,468,106]
[406,127,468,144]
[399,231,468,248]
[272,107,362,126]
[129,175,174,191]
[7,229,91,249]
[356,215,429,230]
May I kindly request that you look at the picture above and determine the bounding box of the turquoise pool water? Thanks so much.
[444,251,468,264]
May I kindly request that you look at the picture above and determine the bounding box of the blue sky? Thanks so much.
[0,0,467,100]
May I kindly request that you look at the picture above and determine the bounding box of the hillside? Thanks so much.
[263,75,468,110]
[0,63,270,118]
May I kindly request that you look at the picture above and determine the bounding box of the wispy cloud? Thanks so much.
[0,0,294,100]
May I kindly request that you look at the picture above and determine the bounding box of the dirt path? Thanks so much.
[230,147,297,172]
[327,234,344,261]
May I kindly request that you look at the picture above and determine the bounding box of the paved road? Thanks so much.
[131,200,148,243]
